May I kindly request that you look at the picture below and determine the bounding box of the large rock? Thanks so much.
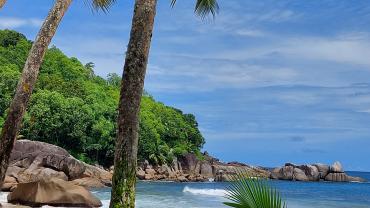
[17,167,68,183]
[1,176,18,191]
[82,164,112,186]
[325,173,349,182]
[1,182,17,192]
[299,165,320,181]
[6,140,112,189]
[7,179,102,207]
[214,164,270,182]
[10,140,86,179]
[324,173,366,182]
[330,161,344,173]
[178,153,199,174]
[313,163,330,179]
[145,168,156,175]
[137,168,146,180]
[293,168,309,181]
[270,166,294,180]
[272,162,366,183]
[200,162,213,178]
[171,158,180,172]
[6,166,23,179]
[157,165,169,175]
[71,177,106,189]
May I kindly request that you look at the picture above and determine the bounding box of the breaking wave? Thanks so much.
[182,186,226,197]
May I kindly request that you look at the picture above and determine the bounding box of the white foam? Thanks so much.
[101,199,111,208]
[182,186,226,197]
[0,192,8,203]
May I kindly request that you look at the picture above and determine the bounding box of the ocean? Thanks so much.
[92,171,370,208]
[1,171,370,207]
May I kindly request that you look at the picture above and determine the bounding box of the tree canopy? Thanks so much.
[0,30,205,167]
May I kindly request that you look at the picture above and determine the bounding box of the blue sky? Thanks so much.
[1,0,370,171]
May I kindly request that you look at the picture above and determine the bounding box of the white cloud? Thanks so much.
[216,33,370,67]
[256,10,297,22]
[235,29,266,37]
[278,35,370,66]
[146,60,299,92]
[0,17,43,28]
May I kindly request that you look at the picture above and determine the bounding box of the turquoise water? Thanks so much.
[93,171,370,208]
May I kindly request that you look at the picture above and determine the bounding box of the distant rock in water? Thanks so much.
[270,161,366,183]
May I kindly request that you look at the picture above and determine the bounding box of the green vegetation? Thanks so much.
[224,171,287,208]
[0,29,204,167]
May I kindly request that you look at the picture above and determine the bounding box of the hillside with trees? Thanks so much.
[0,30,204,167]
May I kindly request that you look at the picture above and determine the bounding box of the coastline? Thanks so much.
[2,176,370,208]
[2,140,368,207]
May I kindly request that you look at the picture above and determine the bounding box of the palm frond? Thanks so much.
[92,0,116,12]
[195,0,219,19]
[170,0,219,18]
[224,170,287,208]
[170,0,177,8]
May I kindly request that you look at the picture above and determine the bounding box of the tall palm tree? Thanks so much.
[0,0,113,186]
[0,0,6,9]
[109,0,218,207]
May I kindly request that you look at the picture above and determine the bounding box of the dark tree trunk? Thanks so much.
[109,0,157,207]
[0,0,72,186]
[0,0,6,9]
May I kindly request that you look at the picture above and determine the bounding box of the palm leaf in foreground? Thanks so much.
[224,171,287,208]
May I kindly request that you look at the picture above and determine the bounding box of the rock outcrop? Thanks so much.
[135,153,271,182]
[313,163,330,179]
[7,178,102,207]
[2,140,112,191]
[10,140,86,179]
[271,161,366,182]
[330,161,344,173]
[271,166,294,180]
[3,140,270,190]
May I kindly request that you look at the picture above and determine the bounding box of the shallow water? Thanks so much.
[1,171,370,207]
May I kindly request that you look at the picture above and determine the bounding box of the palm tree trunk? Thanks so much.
[109,0,157,207]
[0,0,6,9]
[0,0,72,186]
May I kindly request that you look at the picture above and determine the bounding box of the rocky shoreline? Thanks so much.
[2,140,272,192]
[0,140,367,207]
[270,162,366,182]
[2,140,366,192]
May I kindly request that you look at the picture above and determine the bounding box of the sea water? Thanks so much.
[92,171,370,208]
[1,171,370,207]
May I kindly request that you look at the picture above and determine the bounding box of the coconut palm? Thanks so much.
[224,171,287,208]
[109,0,218,207]
[0,0,6,9]
[0,0,114,186]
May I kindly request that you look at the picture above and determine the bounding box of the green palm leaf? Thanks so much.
[89,0,116,12]
[171,0,219,18]
[224,170,287,208]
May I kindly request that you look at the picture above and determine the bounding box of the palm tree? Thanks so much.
[109,0,218,207]
[0,0,6,9]
[0,0,113,187]
[224,171,287,208]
